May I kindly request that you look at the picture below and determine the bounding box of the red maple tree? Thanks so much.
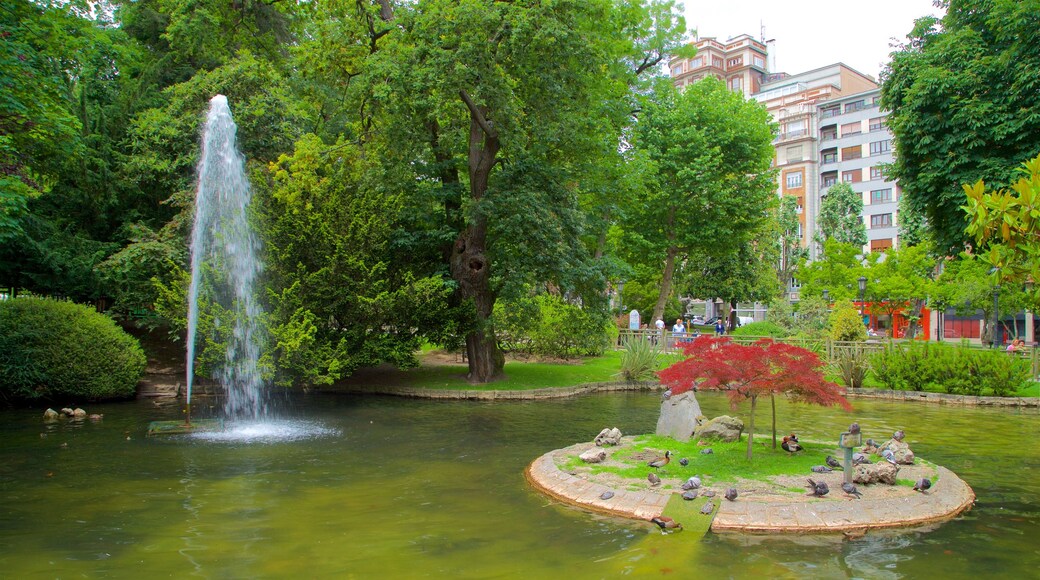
[657,336,852,459]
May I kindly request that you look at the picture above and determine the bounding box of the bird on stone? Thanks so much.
[700,500,715,515]
[781,434,803,453]
[700,448,714,455]
[600,491,614,500]
[647,473,661,487]
[650,516,683,531]
[893,430,905,442]
[701,489,716,498]
[881,449,897,465]
[852,453,872,465]
[849,422,861,435]
[724,488,738,501]
[648,451,671,470]
[811,465,834,473]
[842,482,863,499]
[913,478,932,492]
[681,490,698,501]
[807,479,830,497]
[826,455,844,470]
[681,476,702,490]
[679,457,689,467]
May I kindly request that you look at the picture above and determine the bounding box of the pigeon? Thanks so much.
[648,451,671,470]
[700,448,714,455]
[842,482,863,498]
[700,500,715,515]
[811,465,834,473]
[913,478,932,492]
[647,473,661,487]
[807,478,830,497]
[852,453,872,465]
[849,422,861,435]
[650,516,683,531]
[701,489,716,498]
[599,491,615,500]
[681,476,701,490]
[781,434,803,453]
[881,449,897,465]
[681,490,698,501]
[679,457,690,467]
[893,430,905,442]
[724,487,738,501]
[865,438,877,447]
[826,455,844,470]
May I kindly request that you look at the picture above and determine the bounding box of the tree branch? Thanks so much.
[458,90,496,138]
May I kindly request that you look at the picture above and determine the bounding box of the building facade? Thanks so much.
[667,34,769,98]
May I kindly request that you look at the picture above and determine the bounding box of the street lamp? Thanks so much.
[857,276,867,324]
[993,284,1001,349]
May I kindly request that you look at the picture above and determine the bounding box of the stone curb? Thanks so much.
[526,443,976,534]
[846,388,1039,407]
[323,381,663,400]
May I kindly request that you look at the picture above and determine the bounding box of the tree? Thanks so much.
[881,0,1040,252]
[775,195,808,293]
[626,78,776,323]
[816,182,867,250]
[658,336,851,459]
[795,239,867,302]
[931,252,1003,344]
[864,243,937,338]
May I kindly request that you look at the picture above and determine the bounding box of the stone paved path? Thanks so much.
[525,444,975,533]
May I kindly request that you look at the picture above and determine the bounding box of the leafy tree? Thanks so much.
[795,239,867,302]
[816,182,867,250]
[775,195,808,293]
[829,300,868,342]
[864,243,937,338]
[658,336,851,459]
[931,252,1003,344]
[881,0,1040,252]
[625,78,776,323]
[682,234,780,331]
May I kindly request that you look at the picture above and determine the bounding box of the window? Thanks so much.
[712,57,723,68]
[821,106,840,118]
[870,213,893,228]
[870,188,893,203]
[870,140,891,155]
[671,65,683,76]
[869,117,886,131]
[870,166,884,180]
[727,57,743,68]
[821,129,837,141]
[786,171,803,189]
[841,121,861,136]
[841,145,862,160]
[691,57,703,68]
[784,121,805,137]
[872,95,882,105]
[845,100,866,113]
[870,238,893,252]
[729,76,743,92]
[753,55,765,68]
[842,169,862,183]
[823,175,837,187]
[786,145,803,162]
[822,152,837,164]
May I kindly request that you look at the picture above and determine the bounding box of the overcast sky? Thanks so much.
[680,0,945,81]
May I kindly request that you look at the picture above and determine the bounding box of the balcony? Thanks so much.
[821,108,841,119]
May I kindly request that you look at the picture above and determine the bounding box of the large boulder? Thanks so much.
[693,415,744,443]
[878,439,915,465]
[594,427,623,447]
[655,391,703,441]
[853,460,899,485]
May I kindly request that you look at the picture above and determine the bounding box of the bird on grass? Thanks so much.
[679,457,689,467]
[647,451,671,470]
[724,488,738,501]
[826,455,844,470]
[700,500,715,515]
[647,473,661,487]
[650,516,683,531]
[842,482,863,499]
[811,465,834,473]
[700,448,714,455]
[913,478,932,492]
[781,434,803,453]
[681,476,701,490]
[807,479,830,497]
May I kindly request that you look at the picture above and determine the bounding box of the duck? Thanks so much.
[647,473,661,487]
[807,478,829,497]
[826,455,844,470]
[650,516,683,531]
[724,487,738,501]
[913,478,931,492]
[647,451,671,470]
[842,482,863,498]
[781,434,803,453]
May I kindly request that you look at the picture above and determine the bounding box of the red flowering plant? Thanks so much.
[657,335,852,460]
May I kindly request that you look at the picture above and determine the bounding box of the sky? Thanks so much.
[681,0,945,81]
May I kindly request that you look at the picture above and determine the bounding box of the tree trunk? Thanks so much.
[746,394,757,460]
[453,90,504,383]
[770,394,777,449]
[651,208,678,323]
[729,298,738,331]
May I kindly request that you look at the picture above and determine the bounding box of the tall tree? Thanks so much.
[625,78,776,323]
[816,182,867,250]
[881,0,1040,252]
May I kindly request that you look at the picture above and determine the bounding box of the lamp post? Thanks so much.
[1026,279,1035,345]
[857,276,867,326]
[993,284,1001,349]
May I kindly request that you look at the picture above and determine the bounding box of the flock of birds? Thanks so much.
[641,423,932,533]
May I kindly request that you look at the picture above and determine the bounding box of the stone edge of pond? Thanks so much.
[846,388,1039,407]
[525,443,976,535]
[321,381,664,400]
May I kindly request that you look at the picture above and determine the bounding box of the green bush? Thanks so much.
[530,294,612,359]
[731,321,788,338]
[829,300,867,342]
[0,298,147,402]
[869,341,1030,396]
[616,336,661,382]
[831,346,870,389]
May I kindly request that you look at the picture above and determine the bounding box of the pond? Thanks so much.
[0,391,1037,578]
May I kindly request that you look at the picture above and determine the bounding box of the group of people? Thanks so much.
[652,317,726,337]
[1006,338,1028,353]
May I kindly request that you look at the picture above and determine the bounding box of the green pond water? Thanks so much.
[1,391,1037,579]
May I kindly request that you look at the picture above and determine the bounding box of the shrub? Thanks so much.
[616,336,660,382]
[869,341,1030,395]
[529,294,612,359]
[731,321,788,338]
[831,346,870,389]
[828,300,867,342]
[0,298,147,402]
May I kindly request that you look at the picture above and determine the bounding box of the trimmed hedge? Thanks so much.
[870,341,1029,397]
[0,298,146,402]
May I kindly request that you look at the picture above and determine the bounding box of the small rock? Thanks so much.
[594,427,623,447]
[579,449,607,464]
[43,409,60,421]
[72,408,87,418]
[60,408,74,417]
[853,460,899,485]
[879,439,915,465]
[693,415,744,443]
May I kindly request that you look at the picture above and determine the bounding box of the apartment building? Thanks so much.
[818,89,899,252]
[667,34,769,98]
[751,64,878,260]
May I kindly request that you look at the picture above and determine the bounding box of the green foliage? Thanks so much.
[529,294,612,360]
[831,346,871,390]
[829,300,868,342]
[795,240,867,302]
[816,182,867,249]
[870,341,1030,396]
[0,298,145,402]
[731,321,788,338]
[616,335,661,382]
